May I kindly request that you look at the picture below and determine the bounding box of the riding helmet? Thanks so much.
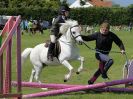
[59,5,70,12]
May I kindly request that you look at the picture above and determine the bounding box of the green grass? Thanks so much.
[7,29,133,98]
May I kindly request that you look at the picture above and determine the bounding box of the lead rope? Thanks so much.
[83,42,121,53]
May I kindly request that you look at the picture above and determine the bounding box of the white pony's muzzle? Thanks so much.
[75,36,84,44]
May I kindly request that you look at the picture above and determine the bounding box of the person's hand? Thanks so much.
[121,50,125,55]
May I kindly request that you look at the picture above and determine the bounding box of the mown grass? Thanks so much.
[9,29,133,99]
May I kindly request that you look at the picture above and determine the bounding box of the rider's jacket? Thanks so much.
[50,15,68,37]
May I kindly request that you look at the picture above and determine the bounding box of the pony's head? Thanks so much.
[59,20,83,43]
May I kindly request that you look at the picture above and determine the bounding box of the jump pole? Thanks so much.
[12,81,133,93]
[23,78,133,98]
[97,87,133,92]
[12,81,81,89]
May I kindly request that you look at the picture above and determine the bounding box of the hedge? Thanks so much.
[0,6,133,25]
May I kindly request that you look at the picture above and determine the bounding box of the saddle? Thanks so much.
[45,40,61,58]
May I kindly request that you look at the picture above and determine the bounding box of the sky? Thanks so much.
[68,0,133,7]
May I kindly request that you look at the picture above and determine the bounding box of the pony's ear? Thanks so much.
[59,23,70,34]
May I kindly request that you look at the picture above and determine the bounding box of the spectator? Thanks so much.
[128,22,132,32]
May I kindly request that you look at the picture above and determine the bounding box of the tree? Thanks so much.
[0,0,9,8]
[112,4,121,8]
[128,4,133,8]
[0,0,62,9]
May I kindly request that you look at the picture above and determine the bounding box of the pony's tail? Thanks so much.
[21,48,33,65]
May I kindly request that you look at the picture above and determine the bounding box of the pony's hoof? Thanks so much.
[76,72,80,74]
[64,79,67,82]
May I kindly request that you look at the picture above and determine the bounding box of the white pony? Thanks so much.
[21,20,84,83]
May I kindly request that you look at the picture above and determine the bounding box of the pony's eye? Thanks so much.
[72,32,76,34]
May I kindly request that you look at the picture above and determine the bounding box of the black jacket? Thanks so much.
[51,15,67,36]
[81,31,125,54]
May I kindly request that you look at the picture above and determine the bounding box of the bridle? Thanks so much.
[59,24,82,45]
[70,25,81,41]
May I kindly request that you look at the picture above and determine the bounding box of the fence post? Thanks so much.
[0,15,22,98]
[4,17,13,94]
[0,34,3,94]
[0,35,2,46]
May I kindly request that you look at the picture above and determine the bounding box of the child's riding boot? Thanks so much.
[47,42,55,61]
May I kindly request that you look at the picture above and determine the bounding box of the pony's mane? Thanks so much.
[60,20,78,34]
[65,20,78,26]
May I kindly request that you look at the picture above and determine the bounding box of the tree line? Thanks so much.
[0,0,133,25]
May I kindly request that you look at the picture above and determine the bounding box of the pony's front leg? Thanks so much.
[61,60,73,82]
[76,56,84,74]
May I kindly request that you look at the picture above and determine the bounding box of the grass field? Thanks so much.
[9,29,133,99]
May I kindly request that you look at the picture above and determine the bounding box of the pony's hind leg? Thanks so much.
[76,56,84,74]
[61,60,73,82]
[34,64,48,90]
[29,68,36,82]
[34,65,43,83]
